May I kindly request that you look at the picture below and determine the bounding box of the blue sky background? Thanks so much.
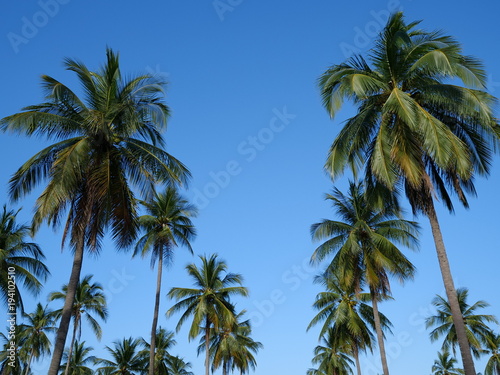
[1,1,500,374]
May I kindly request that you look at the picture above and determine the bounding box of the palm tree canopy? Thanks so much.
[94,337,144,375]
[0,48,191,252]
[432,350,464,375]
[59,340,95,375]
[0,205,49,311]
[167,253,249,340]
[484,332,500,375]
[133,186,197,268]
[49,274,108,340]
[320,12,499,214]
[426,287,498,358]
[310,328,355,375]
[19,303,57,361]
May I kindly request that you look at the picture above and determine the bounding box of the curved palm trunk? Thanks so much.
[370,288,389,375]
[148,250,164,375]
[63,316,79,375]
[47,238,85,375]
[205,316,210,375]
[427,200,476,375]
[23,349,35,375]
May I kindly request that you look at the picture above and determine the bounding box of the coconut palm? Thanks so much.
[166,356,194,375]
[167,254,248,375]
[432,350,464,375]
[19,303,57,375]
[308,270,392,375]
[133,187,196,375]
[0,49,190,375]
[49,275,108,375]
[0,326,28,375]
[59,341,95,375]
[95,337,144,375]
[310,181,418,375]
[318,11,499,375]
[426,287,498,359]
[208,311,262,375]
[139,327,176,375]
[484,332,500,375]
[309,328,355,375]
[0,205,49,312]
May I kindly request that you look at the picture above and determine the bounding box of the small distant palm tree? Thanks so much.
[167,356,194,375]
[59,341,95,375]
[167,254,248,375]
[426,287,498,358]
[432,350,464,375]
[0,205,49,312]
[95,337,144,375]
[484,332,500,375]
[20,303,57,375]
[133,187,197,375]
[139,327,176,375]
[50,275,108,375]
[310,181,418,375]
[309,328,354,375]
[0,326,28,375]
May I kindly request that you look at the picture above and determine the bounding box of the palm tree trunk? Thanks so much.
[370,288,389,375]
[23,349,34,375]
[353,345,362,375]
[47,236,85,375]
[426,199,476,375]
[205,316,210,375]
[149,250,164,375]
[63,315,79,375]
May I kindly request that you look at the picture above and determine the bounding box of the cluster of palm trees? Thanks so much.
[306,11,499,375]
[0,47,263,375]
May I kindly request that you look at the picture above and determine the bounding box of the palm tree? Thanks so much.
[49,275,108,375]
[0,49,190,375]
[307,270,392,375]
[208,311,262,375]
[484,332,500,375]
[426,287,498,358]
[318,11,499,375]
[59,341,95,375]
[19,303,57,375]
[310,181,418,375]
[166,356,194,375]
[0,327,28,375]
[95,337,144,375]
[309,328,355,375]
[0,205,49,312]
[432,350,464,375]
[133,187,197,375]
[139,327,176,375]
[167,254,249,375]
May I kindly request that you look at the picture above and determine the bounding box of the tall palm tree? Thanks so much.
[133,187,197,375]
[139,327,177,375]
[432,350,464,375]
[426,287,498,358]
[95,337,144,375]
[49,275,108,375]
[310,181,418,375]
[309,328,355,375]
[307,270,392,375]
[0,205,49,312]
[484,332,500,375]
[318,11,499,375]
[0,49,190,375]
[59,341,95,375]
[208,311,262,375]
[19,303,57,375]
[166,356,194,375]
[167,254,248,375]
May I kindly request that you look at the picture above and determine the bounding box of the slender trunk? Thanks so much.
[370,288,389,375]
[24,349,34,375]
[148,250,164,375]
[47,237,85,375]
[63,315,79,375]
[353,345,361,375]
[222,361,227,375]
[427,200,476,375]
[205,316,210,375]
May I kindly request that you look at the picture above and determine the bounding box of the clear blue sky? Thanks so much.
[1,1,500,374]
